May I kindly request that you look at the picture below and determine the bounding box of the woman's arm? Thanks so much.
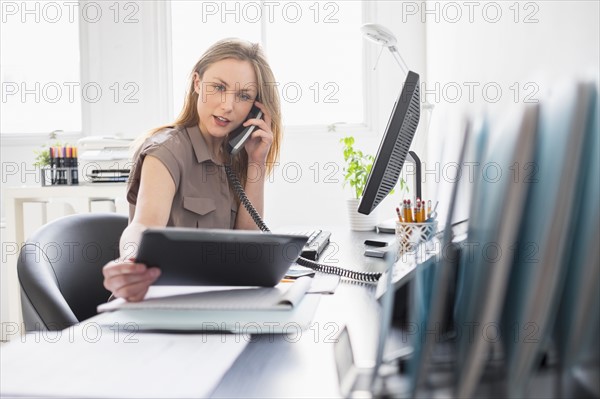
[103,155,176,301]
[119,155,175,256]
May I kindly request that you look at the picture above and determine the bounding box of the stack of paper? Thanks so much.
[96,276,320,333]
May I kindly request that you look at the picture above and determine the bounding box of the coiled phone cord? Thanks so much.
[225,164,382,283]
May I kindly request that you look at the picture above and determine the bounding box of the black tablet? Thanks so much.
[135,228,309,287]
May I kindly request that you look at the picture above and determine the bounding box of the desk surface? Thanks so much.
[211,282,387,397]
[1,227,401,398]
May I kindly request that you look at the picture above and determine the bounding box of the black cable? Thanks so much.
[295,256,381,282]
[224,164,270,232]
[225,164,382,283]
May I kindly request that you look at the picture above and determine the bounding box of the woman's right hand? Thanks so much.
[102,259,161,302]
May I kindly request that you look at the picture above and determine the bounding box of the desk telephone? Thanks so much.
[225,104,382,283]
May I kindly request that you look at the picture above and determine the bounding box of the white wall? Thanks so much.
[426,0,599,95]
[423,0,600,203]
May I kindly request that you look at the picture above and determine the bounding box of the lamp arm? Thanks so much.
[388,45,409,76]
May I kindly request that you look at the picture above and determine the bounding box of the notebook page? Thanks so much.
[98,276,312,312]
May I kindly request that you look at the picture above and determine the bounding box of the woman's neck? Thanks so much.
[198,124,226,164]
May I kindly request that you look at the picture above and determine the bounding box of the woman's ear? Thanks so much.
[192,72,201,94]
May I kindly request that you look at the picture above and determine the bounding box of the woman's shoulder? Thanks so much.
[137,125,196,158]
[144,125,190,148]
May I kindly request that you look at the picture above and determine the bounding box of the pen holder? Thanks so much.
[40,167,79,186]
[395,221,438,257]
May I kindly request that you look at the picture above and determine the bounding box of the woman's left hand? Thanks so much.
[243,101,273,165]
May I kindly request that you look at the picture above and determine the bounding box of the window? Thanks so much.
[0,1,81,134]
[170,1,364,127]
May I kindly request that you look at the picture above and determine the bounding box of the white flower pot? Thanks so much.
[346,198,378,231]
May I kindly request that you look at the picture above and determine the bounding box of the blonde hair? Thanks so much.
[134,38,282,186]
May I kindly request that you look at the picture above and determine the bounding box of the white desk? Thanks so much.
[0,228,391,397]
[2,184,127,332]
[1,279,386,398]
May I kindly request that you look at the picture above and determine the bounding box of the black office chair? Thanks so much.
[17,213,128,331]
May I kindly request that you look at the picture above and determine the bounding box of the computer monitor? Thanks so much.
[408,121,470,396]
[454,103,538,398]
[553,83,599,371]
[501,80,594,397]
[358,71,421,215]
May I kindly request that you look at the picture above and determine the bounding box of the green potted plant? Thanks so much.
[33,130,63,168]
[340,136,408,231]
[339,136,379,231]
[340,136,374,200]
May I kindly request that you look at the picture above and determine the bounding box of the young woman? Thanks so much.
[103,38,282,301]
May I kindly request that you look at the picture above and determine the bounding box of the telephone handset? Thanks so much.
[224,165,382,283]
[228,105,264,155]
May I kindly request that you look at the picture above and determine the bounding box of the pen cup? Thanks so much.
[40,166,78,186]
[40,167,53,186]
[395,220,438,258]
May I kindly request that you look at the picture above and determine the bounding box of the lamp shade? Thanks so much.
[361,23,408,75]
[360,23,397,47]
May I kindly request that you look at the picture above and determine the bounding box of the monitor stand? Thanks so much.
[406,150,422,200]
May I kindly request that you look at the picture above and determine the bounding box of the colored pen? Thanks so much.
[69,146,79,185]
[49,147,55,185]
[58,146,66,184]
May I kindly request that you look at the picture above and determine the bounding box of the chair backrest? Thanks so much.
[17,213,128,330]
